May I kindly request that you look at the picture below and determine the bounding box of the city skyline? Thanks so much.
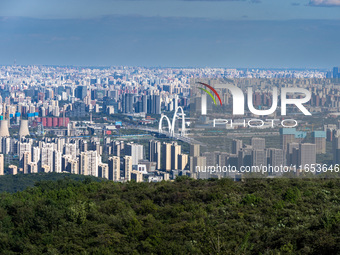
[0,65,340,180]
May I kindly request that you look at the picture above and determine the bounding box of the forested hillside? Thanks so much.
[1,177,340,254]
[0,173,102,193]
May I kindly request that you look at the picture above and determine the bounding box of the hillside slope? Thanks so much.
[0,173,102,193]
[1,177,340,254]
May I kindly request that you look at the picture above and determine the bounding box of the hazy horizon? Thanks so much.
[0,0,340,68]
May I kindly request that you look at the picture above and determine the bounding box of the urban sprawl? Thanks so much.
[0,66,340,181]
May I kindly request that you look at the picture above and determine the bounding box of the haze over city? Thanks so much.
[0,0,340,68]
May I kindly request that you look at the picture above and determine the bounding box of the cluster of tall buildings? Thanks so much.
[326,66,340,79]
[189,128,331,179]
[123,94,161,114]
[0,123,337,180]
[0,66,332,130]
[0,66,193,124]
[0,134,192,182]
[0,66,338,142]
[0,65,340,181]
[149,140,188,172]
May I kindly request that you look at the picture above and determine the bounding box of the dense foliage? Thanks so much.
[1,176,340,254]
[0,173,102,193]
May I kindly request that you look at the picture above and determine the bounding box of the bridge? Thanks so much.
[127,107,204,145]
[159,106,187,137]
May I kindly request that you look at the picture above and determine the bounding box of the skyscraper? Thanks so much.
[108,156,120,181]
[171,142,181,170]
[112,141,121,157]
[251,138,265,150]
[98,163,109,179]
[312,131,326,154]
[178,154,188,170]
[333,134,340,164]
[41,145,54,173]
[148,95,161,114]
[142,95,148,113]
[0,154,4,175]
[268,148,284,175]
[299,143,316,170]
[23,151,31,174]
[238,147,252,169]
[190,144,200,157]
[69,159,78,174]
[53,150,62,173]
[280,128,306,152]
[281,129,295,152]
[80,151,99,177]
[1,137,11,154]
[75,86,87,100]
[192,156,207,179]
[0,120,10,137]
[32,147,41,164]
[251,150,266,169]
[149,140,161,169]
[64,143,77,159]
[79,152,88,175]
[232,139,242,154]
[333,67,339,79]
[286,143,299,165]
[154,95,161,114]
[173,95,178,111]
[123,93,135,113]
[19,142,31,163]
[125,143,144,165]
[161,143,172,171]
[124,156,132,181]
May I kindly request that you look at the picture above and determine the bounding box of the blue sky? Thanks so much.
[0,0,339,68]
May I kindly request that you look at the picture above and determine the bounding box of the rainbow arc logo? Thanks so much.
[197,82,223,106]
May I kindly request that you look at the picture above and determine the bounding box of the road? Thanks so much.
[131,126,204,145]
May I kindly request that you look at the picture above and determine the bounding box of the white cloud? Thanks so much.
[309,0,340,6]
